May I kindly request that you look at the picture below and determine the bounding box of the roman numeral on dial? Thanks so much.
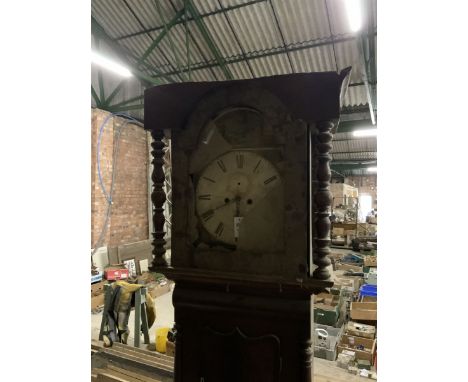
[264,175,277,185]
[217,159,227,173]
[236,154,244,169]
[202,176,216,183]
[201,209,214,222]
[253,159,262,173]
[215,222,224,237]
[198,194,211,200]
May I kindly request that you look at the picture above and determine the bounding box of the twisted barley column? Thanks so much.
[150,129,168,269]
[302,339,314,382]
[312,120,334,280]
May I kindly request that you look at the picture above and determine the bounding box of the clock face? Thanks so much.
[195,150,283,252]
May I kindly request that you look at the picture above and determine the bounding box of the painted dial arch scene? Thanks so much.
[195,150,284,252]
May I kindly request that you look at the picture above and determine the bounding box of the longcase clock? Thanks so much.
[145,69,351,382]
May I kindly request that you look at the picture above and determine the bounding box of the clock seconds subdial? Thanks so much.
[195,150,281,249]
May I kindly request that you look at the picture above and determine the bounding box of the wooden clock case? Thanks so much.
[145,69,351,382]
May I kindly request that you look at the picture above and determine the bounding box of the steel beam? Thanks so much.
[340,111,373,122]
[356,35,375,125]
[331,162,376,170]
[138,8,185,67]
[331,150,376,155]
[108,95,144,110]
[103,81,126,107]
[268,0,294,73]
[91,86,101,106]
[123,0,184,82]
[355,1,377,125]
[331,169,346,178]
[115,0,268,41]
[150,33,361,79]
[186,0,234,80]
[108,104,144,112]
[153,1,188,81]
[217,0,255,78]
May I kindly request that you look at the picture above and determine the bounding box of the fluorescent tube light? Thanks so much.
[344,0,363,32]
[352,129,377,137]
[91,51,132,78]
[367,167,377,173]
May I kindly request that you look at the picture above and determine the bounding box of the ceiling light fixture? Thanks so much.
[367,167,377,173]
[344,0,363,32]
[91,51,133,78]
[352,128,377,137]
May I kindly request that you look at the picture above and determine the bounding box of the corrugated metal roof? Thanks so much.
[91,0,378,166]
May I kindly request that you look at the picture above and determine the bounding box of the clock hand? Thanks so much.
[212,196,239,211]
[235,196,241,217]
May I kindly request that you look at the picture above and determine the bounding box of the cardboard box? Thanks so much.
[337,334,376,365]
[335,275,362,292]
[364,256,377,267]
[148,281,173,299]
[346,321,376,339]
[333,227,345,236]
[91,293,105,310]
[333,278,354,293]
[337,352,354,369]
[335,263,363,273]
[166,340,175,357]
[91,280,106,296]
[350,302,377,321]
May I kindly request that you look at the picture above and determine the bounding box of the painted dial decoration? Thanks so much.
[195,150,283,252]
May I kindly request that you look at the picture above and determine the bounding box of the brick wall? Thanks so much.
[91,109,149,248]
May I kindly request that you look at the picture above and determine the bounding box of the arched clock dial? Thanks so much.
[195,150,283,252]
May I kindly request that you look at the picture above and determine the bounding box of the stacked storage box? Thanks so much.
[314,293,341,326]
[338,322,377,368]
[314,324,344,361]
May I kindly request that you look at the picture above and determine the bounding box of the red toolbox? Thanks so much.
[104,268,129,280]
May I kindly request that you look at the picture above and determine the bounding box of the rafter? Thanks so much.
[115,0,268,41]
[108,95,144,110]
[148,33,362,79]
[91,86,101,106]
[137,8,185,67]
[186,0,234,80]
[108,104,144,112]
[217,0,255,78]
[103,81,127,107]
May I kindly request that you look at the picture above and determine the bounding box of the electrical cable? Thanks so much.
[92,112,143,258]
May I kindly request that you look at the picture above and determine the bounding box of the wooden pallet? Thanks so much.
[92,365,163,382]
[92,340,174,379]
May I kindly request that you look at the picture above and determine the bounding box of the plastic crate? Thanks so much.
[359,284,377,300]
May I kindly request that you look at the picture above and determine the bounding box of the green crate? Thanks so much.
[314,306,340,326]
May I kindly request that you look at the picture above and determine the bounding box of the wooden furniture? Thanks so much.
[145,70,351,381]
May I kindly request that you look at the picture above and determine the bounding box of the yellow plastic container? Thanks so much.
[155,327,170,353]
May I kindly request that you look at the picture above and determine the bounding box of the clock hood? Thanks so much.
[145,68,352,135]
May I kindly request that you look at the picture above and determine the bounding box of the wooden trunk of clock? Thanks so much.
[145,70,351,382]
[173,282,314,382]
